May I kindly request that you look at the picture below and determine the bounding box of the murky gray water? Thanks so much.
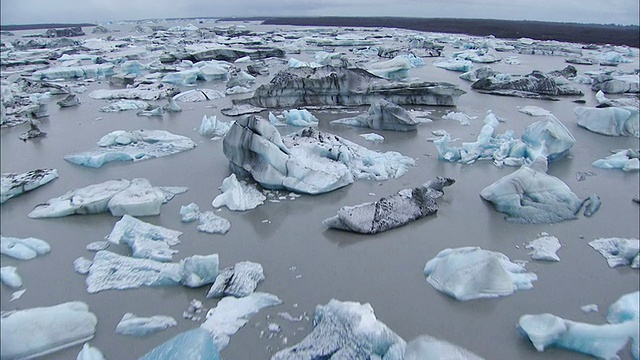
[1,20,639,359]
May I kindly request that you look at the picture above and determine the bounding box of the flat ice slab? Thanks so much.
[115,313,177,337]
[526,233,561,261]
[1,168,58,204]
[588,237,639,268]
[206,261,265,298]
[0,236,51,260]
[139,328,220,360]
[106,214,182,262]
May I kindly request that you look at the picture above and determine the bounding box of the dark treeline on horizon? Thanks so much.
[1,23,96,31]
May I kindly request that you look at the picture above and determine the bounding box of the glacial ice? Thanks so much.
[360,133,384,142]
[201,292,282,350]
[199,115,232,139]
[212,174,266,211]
[64,129,197,168]
[442,111,476,126]
[330,99,420,131]
[196,211,232,234]
[1,266,23,288]
[588,238,639,269]
[574,106,639,137]
[525,233,561,261]
[0,301,97,360]
[106,214,182,262]
[367,57,412,80]
[180,203,200,223]
[1,168,58,204]
[403,335,485,360]
[139,328,220,360]
[282,109,318,127]
[480,157,599,223]
[89,85,177,101]
[324,177,454,234]
[433,58,473,72]
[84,250,219,293]
[76,343,105,360]
[33,64,115,80]
[99,99,150,113]
[518,291,639,360]
[592,149,639,172]
[115,313,177,337]
[206,261,265,298]
[173,88,225,102]
[423,247,537,301]
[0,236,51,260]
[271,299,405,359]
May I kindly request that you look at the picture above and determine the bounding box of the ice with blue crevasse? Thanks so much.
[206,261,265,298]
[574,106,639,138]
[64,129,197,168]
[424,247,537,301]
[282,109,318,127]
[592,149,639,172]
[441,111,476,126]
[82,250,219,293]
[76,343,105,360]
[28,178,186,218]
[330,99,420,131]
[196,211,232,234]
[180,203,200,222]
[434,111,576,167]
[212,174,266,211]
[106,214,182,262]
[480,157,600,223]
[139,328,221,360]
[201,292,282,350]
[403,335,485,360]
[1,168,58,204]
[199,115,232,139]
[518,291,639,360]
[0,235,51,260]
[1,266,22,288]
[360,133,384,142]
[115,313,177,337]
[588,237,639,269]
[0,301,98,360]
[99,99,150,112]
[525,233,561,261]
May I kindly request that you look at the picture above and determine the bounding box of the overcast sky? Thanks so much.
[2,0,639,26]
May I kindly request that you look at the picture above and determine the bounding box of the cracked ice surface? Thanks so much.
[403,335,485,360]
[197,211,232,234]
[526,233,561,261]
[0,302,97,360]
[206,261,265,298]
[0,236,51,260]
[1,168,58,204]
[212,174,266,211]
[106,214,182,262]
[271,299,405,359]
[139,328,220,360]
[115,313,177,337]
[201,292,282,350]
[588,237,639,268]
[424,247,537,301]
[64,129,197,168]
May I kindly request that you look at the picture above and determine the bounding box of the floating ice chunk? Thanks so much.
[227,70,255,88]
[226,86,252,95]
[180,203,200,223]
[480,157,599,223]
[86,241,109,251]
[519,105,552,117]
[433,58,473,72]
[33,64,115,80]
[0,236,51,260]
[10,289,26,301]
[526,233,561,261]
[99,99,150,112]
[201,292,282,350]
[162,69,200,86]
[74,257,93,275]
[199,115,232,138]
[0,302,97,359]
[120,60,149,75]
[173,88,225,102]
[76,343,105,360]
[107,178,167,217]
[212,174,266,211]
[1,266,22,288]
[442,111,476,126]
[607,291,639,323]
[324,177,454,234]
[574,106,639,137]
[84,251,219,293]
[282,109,318,127]
[89,86,175,101]
[268,322,281,333]
[137,107,165,117]
[331,99,420,131]
[65,129,197,168]
[1,168,58,204]
[588,238,639,269]
[459,65,499,82]
[115,313,177,337]
[424,247,537,301]
[581,304,599,313]
[454,49,501,63]
[139,328,220,360]
[206,261,265,298]
[593,149,639,172]
[106,214,182,262]
[196,211,231,234]
[403,335,485,360]
[272,299,405,359]
[360,133,384,142]
[595,90,640,108]
[288,57,319,68]
[368,57,412,80]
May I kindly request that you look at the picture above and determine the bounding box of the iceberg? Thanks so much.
[472,70,583,98]
[201,292,282,350]
[76,343,105,360]
[442,111,477,126]
[460,66,500,82]
[282,109,318,127]
[162,69,200,86]
[1,266,23,288]
[139,328,220,360]
[106,214,182,262]
[198,115,232,139]
[588,238,639,269]
[196,211,231,234]
[180,203,200,223]
[89,84,177,101]
[518,105,552,117]
[367,57,412,80]
[323,177,454,234]
[0,301,97,360]
[574,106,639,137]
[330,99,420,131]
[64,129,197,168]
[592,149,639,172]
[115,313,177,337]
[57,94,80,107]
[99,99,150,113]
[108,178,176,217]
[212,174,266,211]
[0,236,51,260]
[480,157,599,223]
[403,335,485,360]
[607,291,639,324]
[525,233,561,261]
[74,257,93,275]
[1,168,58,204]
[84,250,219,293]
[424,247,537,301]
[206,261,265,298]
[433,58,473,72]
[271,299,405,359]
[360,133,384,142]
[173,89,225,102]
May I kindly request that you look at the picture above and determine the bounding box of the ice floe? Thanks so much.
[360,133,384,142]
[198,115,232,139]
[206,261,265,298]
[212,174,266,211]
[196,211,232,234]
[1,266,23,288]
[76,343,105,360]
[1,168,58,204]
[403,335,485,360]
[330,99,420,131]
[115,313,177,337]
[588,237,639,269]
[441,111,477,126]
[574,106,639,137]
[106,214,182,262]
[180,203,200,223]
[592,149,639,171]
[526,233,562,261]
[138,328,220,360]
[0,235,51,260]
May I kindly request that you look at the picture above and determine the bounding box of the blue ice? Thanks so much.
[139,328,220,360]
[162,69,200,86]
[433,58,473,72]
[115,313,177,337]
[592,149,639,172]
[0,236,51,260]
[99,100,150,113]
[588,237,639,269]
[575,106,639,137]
[212,174,266,211]
[196,211,231,234]
[368,57,412,80]
[198,115,232,138]
[1,168,58,204]
[282,109,319,127]
[423,247,537,301]
[106,214,182,262]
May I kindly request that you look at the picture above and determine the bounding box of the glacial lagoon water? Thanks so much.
[1,19,639,359]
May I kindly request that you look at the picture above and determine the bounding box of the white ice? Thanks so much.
[424,247,537,301]
[1,168,58,204]
[574,106,639,138]
[106,214,182,262]
[360,133,385,142]
[212,174,266,211]
[206,261,265,298]
[442,111,477,126]
[1,266,22,288]
[76,343,105,360]
[99,99,150,113]
[282,109,319,127]
[115,313,177,337]
[199,115,232,139]
[526,233,561,261]
[403,335,485,360]
[138,328,220,360]
[180,203,200,223]
[433,58,473,72]
[197,211,232,234]
[588,237,639,268]
[0,236,51,260]
[592,149,639,172]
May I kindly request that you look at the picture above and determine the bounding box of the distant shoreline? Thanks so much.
[1,23,95,31]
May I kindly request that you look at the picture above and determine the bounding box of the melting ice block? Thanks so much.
[196,211,231,234]
[1,168,58,204]
[1,266,23,288]
[526,233,561,261]
[367,57,412,80]
[433,58,473,72]
[331,99,420,131]
[403,335,485,360]
[588,238,639,269]
[106,214,182,262]
[212,174,266,211]
[592,149,640,172]
[0,236,51,260]
[139,328,220,360]
[64,129,197,168]
[282,109,318,127]
[423,247,537,301]
[323,177,454,234]
[206,261,265,298]
[115,313,177,337]
[76,343,105,360]
[0,301,97,359]
[574,106,639,137]
[271,299,405,359]
[199,115,232,138]
[480,157,599,224]
[201,292,282,350]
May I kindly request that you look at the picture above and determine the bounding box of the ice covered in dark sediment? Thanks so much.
[206,261,265,298]
[1,168,58,204]
[331,99,420,131]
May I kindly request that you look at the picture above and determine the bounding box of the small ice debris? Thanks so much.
[581,304,599,313]
[1,266,23,288]
[74,257,93,275]
[106,214,182,262]
[1,168,58,204]
[576,170,596,181]
[268,323,282,333]
[197,211,231,234]
[184,299,205,322]
[10,289,26,301]
[86,241,110,252]
[261,219,270,223]
[180,202,200,223]
[588,238,639,268]
[0,236,51,260]
[278,312,305,322]
[212,174,266,211]
[139,328,220,360]
[199,114,231,138]
[76,343,105,360]
[360,133,385,142]
[525,233,561,261]
[206,261,265,298]
[518,106,552,117]
[115,313,177,337]
[282,109,319,127]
